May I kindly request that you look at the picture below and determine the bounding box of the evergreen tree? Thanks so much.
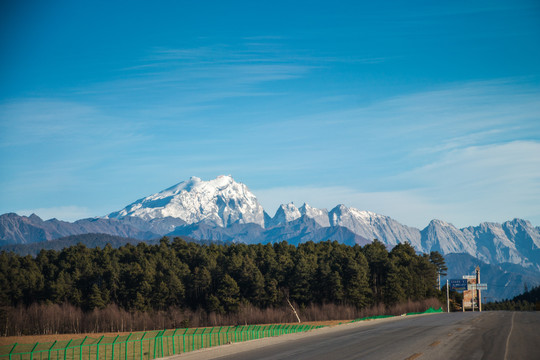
[217,274,240,313]
[88,283,106,310]
[429,251,447,289]
[0,237,441,316]
[363,240,389,303]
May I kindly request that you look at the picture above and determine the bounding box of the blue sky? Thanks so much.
[1,0,539,228]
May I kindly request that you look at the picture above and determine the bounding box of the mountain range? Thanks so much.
[1,175,539,299]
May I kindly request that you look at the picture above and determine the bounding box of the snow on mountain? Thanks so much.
[108,175,266,228]
[421,219,477,256]
[502,218,540,249]
[328,204,422,249]
[2,175,540,277]
[421,219,540,271]
[299,203,330,227]
[461,222,521,265]
[267,203,302,228]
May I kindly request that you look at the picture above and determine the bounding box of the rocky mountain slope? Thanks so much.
[0,212,158,244]
[2,175,539,274]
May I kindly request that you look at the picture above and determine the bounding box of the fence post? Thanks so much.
[79,336,87,360]
[182,329,188,353]
[96,336,104,360]
[153,330,163,359]
[158,330,165,358]
[48,341,57,360]
[208,328,214,348]
[9,343,17,360]
[200,328,207,349]
[63,339,73,360]
[29,342,39,360]
[123,334,131,360]
[171,329,178,355]
[161,330,165,357]
[160,331,164,358]
[152,332,157,359]
[217,327,223,346]
[192,329,198,352]
[140,332,147,360]
[111,335,119,360]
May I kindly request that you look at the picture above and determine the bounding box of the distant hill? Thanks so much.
[0,212,159,244]
[444,253,540,301]
[0,233,223,256]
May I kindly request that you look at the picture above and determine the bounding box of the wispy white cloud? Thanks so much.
[256,140,540,228]
[0,98,149,148]
[93,42,315,104]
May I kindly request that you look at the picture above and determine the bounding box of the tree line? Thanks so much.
[0,238,443,314]
[484,285,540,311]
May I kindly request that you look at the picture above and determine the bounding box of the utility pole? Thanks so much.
[476,266,481,312]
[446,279,450,313]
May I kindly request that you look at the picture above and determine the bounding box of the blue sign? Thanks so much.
[449,279,468,291]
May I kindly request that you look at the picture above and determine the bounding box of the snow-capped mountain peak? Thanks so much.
[108,175,265,227]
[267,203,302,228]
[329,204,422,249]
[421,219,476,256]
[299,203,330,227]
[101,175,539,272]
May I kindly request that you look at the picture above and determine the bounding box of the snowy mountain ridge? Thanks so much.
[102,175,540,272]
[2,175,539,275]
[108,175,266,228]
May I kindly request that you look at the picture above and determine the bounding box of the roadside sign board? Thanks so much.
[468,283,488,291]
[462,275,476,279]
[449,279,468,291]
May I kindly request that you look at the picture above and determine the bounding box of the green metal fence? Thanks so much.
[350,306,444,323]
[0,324,325,360]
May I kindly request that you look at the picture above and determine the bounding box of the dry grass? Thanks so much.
[0,298,442,346]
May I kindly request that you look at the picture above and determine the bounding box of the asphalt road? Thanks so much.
[170,311,540,360]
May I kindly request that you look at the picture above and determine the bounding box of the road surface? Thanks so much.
[167,311,540,360]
